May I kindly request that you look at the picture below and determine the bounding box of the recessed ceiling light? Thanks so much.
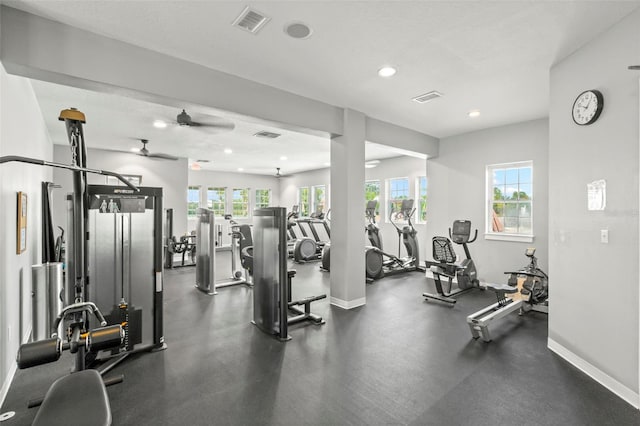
[130,148,140,153]
[153,120,167,128]
[378,66,397,78]
[365,160,381,169]
[284,22,313,39]
[237,168,244,172]
[224,148,233,154]
[468,110,481,118]
[280,156,288,161]
[191,162,201,171]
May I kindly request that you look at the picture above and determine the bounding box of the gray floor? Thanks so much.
[2,252,639,425]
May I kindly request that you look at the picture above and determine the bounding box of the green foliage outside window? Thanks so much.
[490,164,532,234]
[299,187,310,217]
[255,189,270,209]
[207,187,226,217]
[312,185,325,215]
[187,186,200,218]
[417,176,427,222]
[232,188,250,218]
[388,177,409,221]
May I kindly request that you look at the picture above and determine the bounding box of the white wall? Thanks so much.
[0,64,53,406]
[52,146,188,236]
[429,119,549,283]
[280,156,429,261]
[187,169,281,245]
[549,9,639,404]
[280,167,330,212]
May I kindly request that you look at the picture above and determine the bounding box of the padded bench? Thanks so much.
[33,369,111,426]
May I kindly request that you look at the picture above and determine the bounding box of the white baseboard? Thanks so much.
[330,296,366,309]
[0,327,31,410]
[0,361,18,411]
[548,338,639,409]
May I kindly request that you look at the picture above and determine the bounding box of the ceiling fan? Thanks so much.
[275,167,288,178]
[135,139,178,160]
[174,109,235,133]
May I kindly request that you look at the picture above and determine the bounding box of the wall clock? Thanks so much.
[572,89,603,125]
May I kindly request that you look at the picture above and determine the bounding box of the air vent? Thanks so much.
[196,159,210,163]
[232,7,270,34]
[254,131,281,139]
[412,91,443,104]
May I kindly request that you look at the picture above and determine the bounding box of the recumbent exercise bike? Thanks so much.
[423,220,482,305]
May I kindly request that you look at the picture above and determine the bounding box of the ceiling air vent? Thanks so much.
[254,131,281,139]
[412,91,443,104]
[232,7,270,34]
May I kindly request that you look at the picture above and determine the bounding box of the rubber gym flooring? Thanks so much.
[2,251,640,425]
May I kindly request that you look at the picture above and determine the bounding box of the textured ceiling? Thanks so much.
[6,1,640,173]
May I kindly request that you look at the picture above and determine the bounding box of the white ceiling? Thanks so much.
[7,1,640,173]
[29,79,404,174]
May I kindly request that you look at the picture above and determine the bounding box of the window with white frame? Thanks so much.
[232,188,250,218]
[387,177,409,222]
[299,187,310,217]
[255,189,270,210]
[311,185,326,216]
[187,186,201,218]
[487,161,533,241]
[207,187,226,217]
[416,176,427,223]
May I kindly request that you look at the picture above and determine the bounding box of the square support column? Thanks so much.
[330,109,366,309]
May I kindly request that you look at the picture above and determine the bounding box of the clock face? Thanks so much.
[572,90,603,125]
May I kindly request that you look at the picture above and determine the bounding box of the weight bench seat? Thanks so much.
[485,282,518,294]
[33,369,111,426]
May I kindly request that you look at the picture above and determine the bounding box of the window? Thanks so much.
[232,188,250,218]
[299,187,310,217]
[312,185,326,216]
[255,189,271,210]
[365,180,381,221]
[387,177,409,222]
[187,186,201,218]
[487,161,533,241]
[207,187,226,217]
[416,176,427,223]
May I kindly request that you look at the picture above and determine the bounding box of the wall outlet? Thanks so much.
[600,229,609,244]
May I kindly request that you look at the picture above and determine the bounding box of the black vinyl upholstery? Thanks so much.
[33,369,111,426]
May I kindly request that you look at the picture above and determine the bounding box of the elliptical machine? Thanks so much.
[365,200,382,249]
[365,199,422,280]
[287,205,321,263]
[423,220,481,304]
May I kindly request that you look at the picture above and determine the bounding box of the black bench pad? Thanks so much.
[33,369,111,426]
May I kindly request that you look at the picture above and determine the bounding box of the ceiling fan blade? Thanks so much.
[148,152,179,161]
[193,121,235,130]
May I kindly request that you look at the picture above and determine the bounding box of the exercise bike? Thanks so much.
[365,199,422,280]
[423,220,481,304]
[466,248,548,342]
